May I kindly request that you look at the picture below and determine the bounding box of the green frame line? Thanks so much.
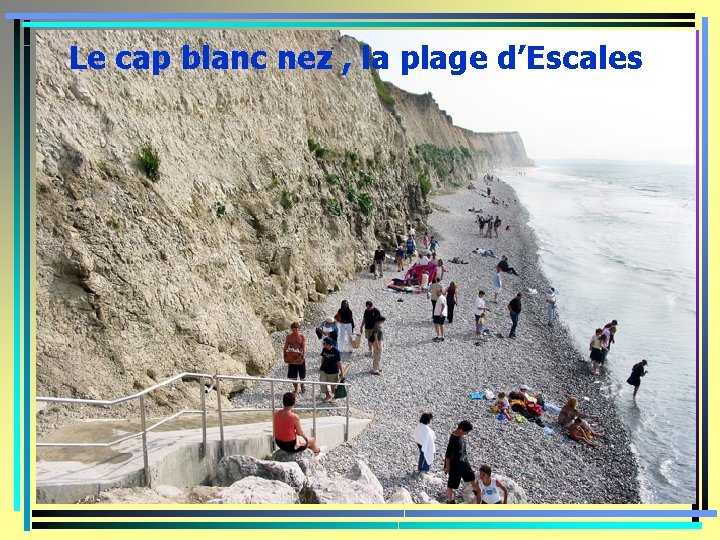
[23,21,695,29]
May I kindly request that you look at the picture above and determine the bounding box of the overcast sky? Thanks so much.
[346,30,695,164]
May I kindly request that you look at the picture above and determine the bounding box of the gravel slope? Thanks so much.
[233,174,641,504]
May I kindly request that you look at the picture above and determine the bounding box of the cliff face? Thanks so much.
[35,30,531,416]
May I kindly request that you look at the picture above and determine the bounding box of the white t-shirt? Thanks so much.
[475,296,486,316]
[434,294,448,317]
[409,227,416,237]
[418,256,430,265]
[492,272,502,292]
[480,477,502,504]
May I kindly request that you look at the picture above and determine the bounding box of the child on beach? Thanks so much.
[494,392,513,422]
[476,312,487,339]
[429,236,439,253]
[423,231,430,250]
[394,245,406,272]
[568,417,597,447]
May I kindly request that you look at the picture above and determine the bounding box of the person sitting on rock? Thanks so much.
[273,392,321,454]
[568,417,597,447]
[477,464,509,504]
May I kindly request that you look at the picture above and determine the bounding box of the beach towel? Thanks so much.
[469,391,485,400]
[404,264,437,285]
[413,423,436,467]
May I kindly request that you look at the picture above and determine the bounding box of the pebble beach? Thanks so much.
[233,173,641,504]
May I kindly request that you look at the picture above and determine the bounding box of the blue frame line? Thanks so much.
[22,23,31,532]
[12,18,21,514]
[701,16,709,511]
[3,12,696,20]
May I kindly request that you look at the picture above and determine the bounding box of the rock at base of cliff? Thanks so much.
[219,477,299,504]
[269,448,327,478]
[387,487,414,504]
[305,460,384,504]
[213,454,306,492]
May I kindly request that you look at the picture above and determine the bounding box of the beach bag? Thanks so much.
[314,327,323,340]
[526,402,543,417]
[369,263,376,274]
[334,378,347,399]
[351,333,362,349]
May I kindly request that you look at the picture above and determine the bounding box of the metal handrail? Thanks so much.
[36,371,351,487]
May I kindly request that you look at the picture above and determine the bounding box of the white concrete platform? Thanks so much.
[36,416,370,504]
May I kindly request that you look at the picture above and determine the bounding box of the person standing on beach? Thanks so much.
[423,231,430,250]
[444,420,481,504]
[474,290,489,334]
[429,278,443,317]
[436,259,446,281]
[408,225,416,241]
[492,268,502,303]
[283,322,307,394]
[485,218,494,238]
[369,316,386,375]
[406,237,416,265]
[493,216,502,238]
[373,246,386,279]
[546,287,557,327]
[508,292,522,338]
[414,412,436,472]
[335,300,354,353]
[589,328,605,375]
[446,281,459,323]
[433,287,448,342]
[359,301,381,357]
[627,359,648,398]
[429,236,439,253]
[394,244,406,272]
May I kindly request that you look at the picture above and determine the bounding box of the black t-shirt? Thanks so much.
[509,297,522,314]
[320,347,341,374]
[374,249,386,262]
[494,218,502,227]
[363,307,381,330]
[498,259,510,272]
[445,433,468,468]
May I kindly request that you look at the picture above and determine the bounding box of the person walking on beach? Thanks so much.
[283,322,307,394]
[492,268,502,303]
[394,244,406,272]
[319,337,344,403]
[408,224,416,240]
[429,236,439,254]
[477,465,509,504]
[373,246,386,279]
[601,320,618,363]
[335,300,354,353]
[274,392,322,454]
[507,292,522,338]
[360,301,381,357]
[546,287,557,327]
[477,215,486,235]
[627,359,648,398]
[433,287,448,342]
[422,231,430,250]
[589,328,607,376]
[414,412,436,472]
[496,255,519,276]
[369,316,386,375]
[444,420,481,504]
[446,281,459,323]
[436,259,446,282]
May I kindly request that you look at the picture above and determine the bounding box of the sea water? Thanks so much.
[504,160,696,504]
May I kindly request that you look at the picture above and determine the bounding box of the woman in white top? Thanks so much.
[477,464,509,504]
[413,412,436,472]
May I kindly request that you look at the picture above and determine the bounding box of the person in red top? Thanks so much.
[273,392,321,454]
[283,322,307,394]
